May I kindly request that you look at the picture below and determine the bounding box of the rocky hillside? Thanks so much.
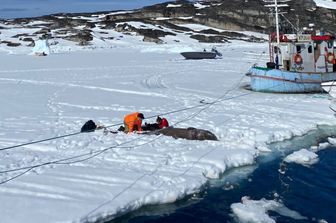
[0,0,335,48]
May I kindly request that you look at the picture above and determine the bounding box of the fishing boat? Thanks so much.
[246,0,336,93]
[181,48,222,60]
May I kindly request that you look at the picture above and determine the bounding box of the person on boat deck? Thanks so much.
[156,116,169,129]
[123,112,144,133]
[274,46,281,69]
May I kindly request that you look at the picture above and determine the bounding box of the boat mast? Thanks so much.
[265,0,288,67]
[275,0,280,45]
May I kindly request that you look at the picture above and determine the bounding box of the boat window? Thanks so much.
[328,41,333,49]
[284,60,290,71]
[296,45,301,53]
[308,45,313,53]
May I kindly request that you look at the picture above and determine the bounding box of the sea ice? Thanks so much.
[284,149,319,165]
[231,196,307,223]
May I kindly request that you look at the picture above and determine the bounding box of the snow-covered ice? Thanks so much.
[231,196,307,223]
[314,0,336,9]
[327,137,336,145]
[311,141,331,151]
[0,17,336,223]
[284,149,319,165]
[31,39,51,56]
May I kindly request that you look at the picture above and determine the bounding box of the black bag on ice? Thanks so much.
[81,120,97,132]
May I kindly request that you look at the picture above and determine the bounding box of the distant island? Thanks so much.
[0,0,335,50]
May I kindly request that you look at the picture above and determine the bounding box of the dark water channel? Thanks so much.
[109,126,336,223]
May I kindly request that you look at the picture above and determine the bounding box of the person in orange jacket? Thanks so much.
[123,112,145,133]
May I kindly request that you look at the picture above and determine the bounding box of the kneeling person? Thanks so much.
[124,112,144,133]
[156,116,169,129]
[142,116,169,131]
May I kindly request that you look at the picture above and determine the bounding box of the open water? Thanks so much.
[111,127,336,223]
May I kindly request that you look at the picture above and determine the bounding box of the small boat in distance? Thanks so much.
[181,47,222,60]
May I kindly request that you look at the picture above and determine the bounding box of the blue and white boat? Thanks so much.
[246,0,336,93]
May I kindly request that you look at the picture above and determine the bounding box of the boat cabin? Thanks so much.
[269,33,336,73]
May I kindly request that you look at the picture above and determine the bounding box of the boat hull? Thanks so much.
[246,67,336,93]
[181,52,217,60]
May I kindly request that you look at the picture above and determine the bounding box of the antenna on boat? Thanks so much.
[280,14,299,33]
[264,0,289,68]
[275,0,280,44]
[265,0,289,44]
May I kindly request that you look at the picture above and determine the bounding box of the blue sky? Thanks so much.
[0,0,170,19]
